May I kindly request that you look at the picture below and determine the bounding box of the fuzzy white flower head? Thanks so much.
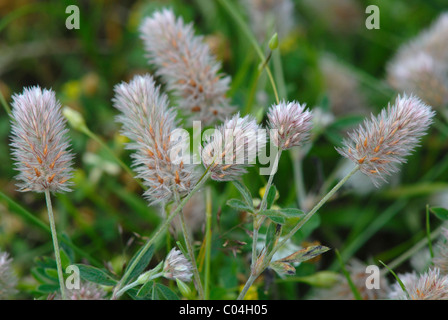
[10,87,74,193]
[388,268,448,300]
[0,252,18,299]
[337,95,435,186]
[140,9,234,126]
[267,101,313,150]
[163,248,193,283]
[201,113,266,181]
[113,74,200,204]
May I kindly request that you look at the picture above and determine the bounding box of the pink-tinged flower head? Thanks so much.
[388,268,448,300]
[113,74,200,204]
[267,101,313,150]
[337,95,435,186]
[140,9,234,126]
[10,87,74,193]
[163,248,193,283]
[201,113,266,181]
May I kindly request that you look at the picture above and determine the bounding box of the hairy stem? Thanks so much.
[175,190,205,300]
[44,190,66,300]
[204,187,212,300]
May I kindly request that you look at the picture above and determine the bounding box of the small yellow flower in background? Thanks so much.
[62,80,82,101]
[258,185,279,202]
[114,133,130,147]
[238,284,258,300]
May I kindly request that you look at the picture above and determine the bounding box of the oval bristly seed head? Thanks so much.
[337,95,435,186]
[10,87,74,193]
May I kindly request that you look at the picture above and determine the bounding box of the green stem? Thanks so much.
[217,0,279,104]
[44,190,66,300]
[204,187,212,300]
[175,190,205,300]
[259,149,282,211]
[115,272,163,298]
[112,171,211,299]
[383,225,444,273]
[237,273,257,300]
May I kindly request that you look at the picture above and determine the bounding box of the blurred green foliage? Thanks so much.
[0,0,447,299]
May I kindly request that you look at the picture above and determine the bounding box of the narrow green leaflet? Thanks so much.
[261,208,304,224]
[155,283,180,300]
[265,222,282,253]
[76,264,117,286]
[278,208,304,218]
[227,198,254,213]
[430,207,448,221]
[137,280,155,298]
[232,180,254,209]
[266,185,277,209]
[124,244,155,284]
[278,245,330,263]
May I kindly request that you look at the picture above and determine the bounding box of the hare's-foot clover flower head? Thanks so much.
[267,101,313,150]
[10,87,74,193]
[163,248,193,283]
[388,268,448,300]
[140,9,234,126]
[113,74,200,204]
[337,95,435,186]
[0,252,18,299]
[201,113,266,181]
